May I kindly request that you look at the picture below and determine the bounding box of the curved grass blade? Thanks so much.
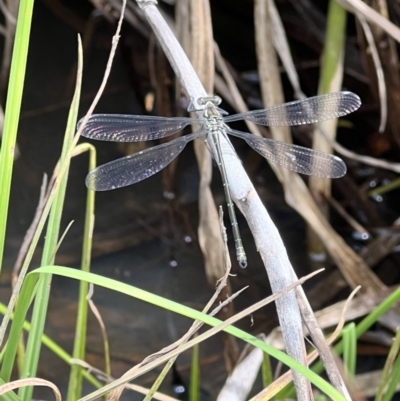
[28,266,346,401]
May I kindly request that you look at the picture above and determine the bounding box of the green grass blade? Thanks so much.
[319,0,347,94]
[18,38,83,401]
[261,351,274,390]
[0,0,35,273]
[342,323,357,377]
[0,273,39,382]
[143,359,175,401]
[308,0,347,255]
[376,327,400,401]
[189,343,200,401]
[67,143,96,401]
[381,349,400,401]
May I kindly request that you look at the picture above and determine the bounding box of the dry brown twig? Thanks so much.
[355,0,400,148]
[322,127,400,173]
[181,0,225,292]
[70,359,181,401]
[337,0,400,42]
[86,284,111,377]
[357,14,387,133]
[0,378,61,401]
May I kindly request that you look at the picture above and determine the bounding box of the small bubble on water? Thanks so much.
[352,231,369,241]
[372,194,383,202]
[173,385,185,394]
[309,251,327,262]
[163,191,176,200]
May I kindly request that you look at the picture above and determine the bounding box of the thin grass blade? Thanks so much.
[0,0,35,273]
[189,343,200,401]
[18,39,83,401]
[67,143,96,401]
[342,323,357,377]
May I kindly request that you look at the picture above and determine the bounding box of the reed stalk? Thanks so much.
[137,0,314,397]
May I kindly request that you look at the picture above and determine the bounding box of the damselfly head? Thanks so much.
[198,95,222,106]
[187,95,229,116]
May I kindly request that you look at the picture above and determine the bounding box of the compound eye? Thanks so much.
[197,96,221,106]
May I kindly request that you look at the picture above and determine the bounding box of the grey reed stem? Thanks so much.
[136,1,312,397]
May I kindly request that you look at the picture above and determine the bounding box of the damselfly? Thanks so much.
[79,91,361,268]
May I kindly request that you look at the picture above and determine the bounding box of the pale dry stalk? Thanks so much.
[135,0,321,398]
